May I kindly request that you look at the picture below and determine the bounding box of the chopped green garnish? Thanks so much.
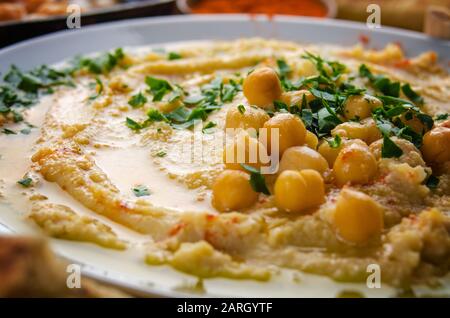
[2,128,16,135]
[435,113,449,121]
[155,151,167,157]
[128,92,147,108]
[145,76,172,102]
[168,52,182,60]
[202,121,216,134]
[17,177,32,187]
[237,104,246,114]
[240,164,270,195]
[184,95,205,105]
[402,83,424,106]
[132,185,150,197]
[125,117,143,131]
[327,134,342,148]
[67,48,125,75]
[89,77,103,100]
[425,175,439,189]
[381,135,403,158]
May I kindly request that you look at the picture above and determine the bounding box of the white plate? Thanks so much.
[1,15,449,298]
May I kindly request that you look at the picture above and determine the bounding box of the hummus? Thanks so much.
[0,39,449,291]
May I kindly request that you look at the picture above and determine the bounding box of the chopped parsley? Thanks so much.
[168,52,182,60]
[327,134,342,148]
[145,76,172,102]
[425,175,439,189]
[132,185,150,197]
[128,92,147,108]
[126,117,143,131]
[202,121,217,134]
[17,177,32,187]
[240,164,270,195]
[435,113,449,121]
[237,104,246,114]
[2,128,16,135]
[155,150,167,157]
[67,48,125,75]
[381,135,403,158]
[89,77,103,100]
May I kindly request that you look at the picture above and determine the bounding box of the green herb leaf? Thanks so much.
[145,76,172,102]
[132,185,150,197]
[240,164,270,195]
[125,117,143,131]
[435,113,449,121]
[402,83,424,106]
[128,92,147,108]
[202,121,217,134]
[17,177,32,187]
[168,52,182,60]
[237,104,246,114]
[155,150,167,157]
[381,135,403,158]
[89,77,103,100]
[2,128,17,135]
[425,175,439,189]
[327,134,342,148]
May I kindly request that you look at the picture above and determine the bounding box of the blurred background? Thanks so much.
[0,0,449,47]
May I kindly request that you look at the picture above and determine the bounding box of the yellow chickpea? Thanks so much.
[421,126,450,164]
[212,170,258,212]
[263,113,306,156]
[274,169,325,213]
[343,94,382,120]
[243,67,282,108]
[333,188,384,243]
[369,137,425,167]
[280,90,314,107]
[278,146,328,175]
[223,131,268,171]
[333,143,378,186]
[294,59,319,77]
[318,138,366,167]
[331,117,381,145]
[304,131,319,149]
[225,105,270,131]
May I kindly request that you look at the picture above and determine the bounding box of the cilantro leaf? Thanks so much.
[17,177,32,187]
[381,135,403,158]
[327,134,342,148]
[240,164,270,195]
[128,92,147,108]
[132,185,150,197]
[145,76,172,102]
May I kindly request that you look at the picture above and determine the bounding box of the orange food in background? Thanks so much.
[191,0,328,17]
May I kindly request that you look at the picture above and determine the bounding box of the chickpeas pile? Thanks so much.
[0,0,69,22]
[210,61,448,245]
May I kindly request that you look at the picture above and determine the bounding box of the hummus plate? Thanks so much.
[0,15,449,297]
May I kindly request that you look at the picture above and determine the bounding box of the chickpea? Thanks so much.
[304,131,319,149]
[243,67,282,108]
[331,117,381,145]
[333,188,384,243]
[294,59,319,77]
[279,146,328,175]
[369,137,425,167]
[333,143,377,186]
[223,131,268,171]
[421,126,450,164]
[274,169,325,213]
[343,94,382,120]
[280,90,314,107]
[318,138,366,167]
[263,113,306,155]
[212,170,258,212]
[35,2,68,15]
[225,105,270,131]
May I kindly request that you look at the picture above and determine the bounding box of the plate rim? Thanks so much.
[1,14,449,58]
